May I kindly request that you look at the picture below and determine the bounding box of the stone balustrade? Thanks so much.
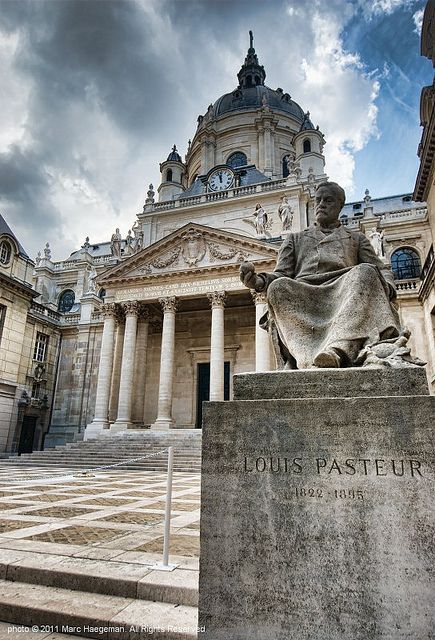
[395,279,420,292]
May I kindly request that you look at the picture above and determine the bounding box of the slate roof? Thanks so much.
[339,193,423,221]
[0,213,30,259]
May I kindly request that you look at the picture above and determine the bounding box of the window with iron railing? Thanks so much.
[391,247,421,280]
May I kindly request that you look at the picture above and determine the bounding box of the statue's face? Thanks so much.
[315,187,342,226]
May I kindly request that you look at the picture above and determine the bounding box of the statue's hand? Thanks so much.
[240,261,264,291]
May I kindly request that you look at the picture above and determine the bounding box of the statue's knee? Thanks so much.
[356,263,378,282]
[266,279,281,304]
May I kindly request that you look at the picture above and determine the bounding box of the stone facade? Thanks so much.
[414,0,435,391]
[1,32,434,452]
[0,216,61,454]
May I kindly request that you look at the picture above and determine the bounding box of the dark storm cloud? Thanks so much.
[0,144,61,252]
[2,0,176,138]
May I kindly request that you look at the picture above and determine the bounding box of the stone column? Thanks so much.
[252,292,271,372]
[132,307,151,425]
[108,315,125,422]
[208,291,226,401]
[111,301,139,431]
[264,123,272,177]
[152,297,178,430]
[85,303,117,439]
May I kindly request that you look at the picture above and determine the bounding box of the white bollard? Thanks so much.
[154,446,177,571]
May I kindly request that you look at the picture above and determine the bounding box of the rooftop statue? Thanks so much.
[240,181,424,369]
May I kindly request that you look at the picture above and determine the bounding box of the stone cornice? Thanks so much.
[102,259,276,287]
[0,271,38,300]
[414,91,435,202]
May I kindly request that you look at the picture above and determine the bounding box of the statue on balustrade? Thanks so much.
[240,181,424,370]
[253,203,268,236]
[278,195,293,232]
[110,228,122,258]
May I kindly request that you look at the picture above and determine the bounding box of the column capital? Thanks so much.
[101,303,118,319]
[159,297,178,313]
[251,291,267,305]
[208,291,226,309]
[122,300,140,317]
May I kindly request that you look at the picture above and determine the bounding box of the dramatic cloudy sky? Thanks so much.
[0,0,432,261]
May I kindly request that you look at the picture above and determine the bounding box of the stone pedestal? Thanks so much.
[199,368,435,640]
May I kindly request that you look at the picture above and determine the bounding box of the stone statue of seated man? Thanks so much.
[240,181,420,370]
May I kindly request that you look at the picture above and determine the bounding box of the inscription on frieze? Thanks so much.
[114,275,242,301]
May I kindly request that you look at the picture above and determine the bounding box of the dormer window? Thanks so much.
[227,152,247,169]
[402,195,412,203]
[353,203,362,210]
[0,240,12,265]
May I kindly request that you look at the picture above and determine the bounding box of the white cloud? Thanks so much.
[413,8,424,35]
[0,32,30,151]
[359,0,418,18]
[298,11,380,195]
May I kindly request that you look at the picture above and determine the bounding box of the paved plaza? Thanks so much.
[0,463,201,638]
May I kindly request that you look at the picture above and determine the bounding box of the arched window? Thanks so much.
[98,288,106,301]
[227,152,247,169]
[390,247,421,280]
[58,290,75,313]
[0,240,12,265]
[246,75,252,87]
[255,75,260,85]
[282,156,290,178]
[166,169,173,182]
[303,139,311,153]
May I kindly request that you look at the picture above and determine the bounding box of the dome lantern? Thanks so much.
[237,31,266,89]
[158,145,186,202]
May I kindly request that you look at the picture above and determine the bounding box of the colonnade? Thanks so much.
[85,291,272,437]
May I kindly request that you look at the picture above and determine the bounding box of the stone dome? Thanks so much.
[166,145,182,163]
[212,85,305,121]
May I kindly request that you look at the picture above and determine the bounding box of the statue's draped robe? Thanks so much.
[258,224,400,369]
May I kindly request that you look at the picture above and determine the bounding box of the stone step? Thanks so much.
[0,579,198,639]
[0,621,93,639]
[0,549,199,606]
[0,465,201,474]
[14,455,201,462]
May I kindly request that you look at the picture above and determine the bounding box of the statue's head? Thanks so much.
[315,182,345,226]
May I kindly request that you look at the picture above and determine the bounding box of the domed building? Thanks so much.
[0,33,433,453]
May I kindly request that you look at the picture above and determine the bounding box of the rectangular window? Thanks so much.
[33,332,49,362]
[0,305,5,344]
[31,381,41,399]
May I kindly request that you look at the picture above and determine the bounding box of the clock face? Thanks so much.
[208,168,234,192]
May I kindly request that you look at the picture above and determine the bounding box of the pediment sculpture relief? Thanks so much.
[136,230,252,274]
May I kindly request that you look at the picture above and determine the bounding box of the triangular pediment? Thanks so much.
[99,223,278,285]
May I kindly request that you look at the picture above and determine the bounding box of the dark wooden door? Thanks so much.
[18,416,37,454]
[196,362,230,428]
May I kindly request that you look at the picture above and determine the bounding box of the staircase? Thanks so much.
[5,431,202,473]
[0,548,199,639]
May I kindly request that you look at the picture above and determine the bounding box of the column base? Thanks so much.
[151,419,175,431]
[110,421,135,432]
[84,421,110,440]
